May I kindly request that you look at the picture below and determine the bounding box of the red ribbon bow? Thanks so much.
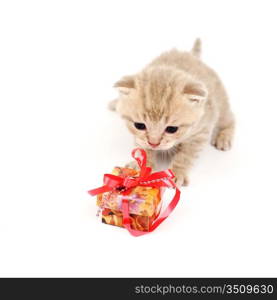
[88,148,180,236]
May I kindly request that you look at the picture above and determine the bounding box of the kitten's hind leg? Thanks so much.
[211,109,235,151]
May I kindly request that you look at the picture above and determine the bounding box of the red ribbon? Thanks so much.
[88,148,180,236]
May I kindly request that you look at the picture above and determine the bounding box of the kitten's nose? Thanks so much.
[148,141,160,148]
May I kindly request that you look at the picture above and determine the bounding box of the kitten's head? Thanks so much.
[115,66,208,151]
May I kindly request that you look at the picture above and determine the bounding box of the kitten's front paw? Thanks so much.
[172,169,189,187]
[212,128,233,151]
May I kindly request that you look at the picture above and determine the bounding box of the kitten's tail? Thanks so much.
[191,38,202,58]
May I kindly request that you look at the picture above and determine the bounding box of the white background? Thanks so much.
[0,0,277,277]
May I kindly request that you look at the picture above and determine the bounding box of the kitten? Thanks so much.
[110,39,235,187]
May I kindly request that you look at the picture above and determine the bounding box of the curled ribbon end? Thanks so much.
[132,148,145,161]
[131,148,147,175]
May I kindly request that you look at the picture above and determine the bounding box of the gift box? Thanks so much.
[88,148,180,237]
[97,167,163,232]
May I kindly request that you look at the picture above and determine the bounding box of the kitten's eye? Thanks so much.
[134,122,146,130]
[165,126,178,133]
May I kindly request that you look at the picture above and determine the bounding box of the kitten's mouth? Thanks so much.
[147,143,173,151]
[148,141,160,148]
[136,139,174,151]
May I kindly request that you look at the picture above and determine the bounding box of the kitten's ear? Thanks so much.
[114,75,135,95]
[183,81,208,104]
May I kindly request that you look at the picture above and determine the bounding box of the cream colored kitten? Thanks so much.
[111,39,235,186]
